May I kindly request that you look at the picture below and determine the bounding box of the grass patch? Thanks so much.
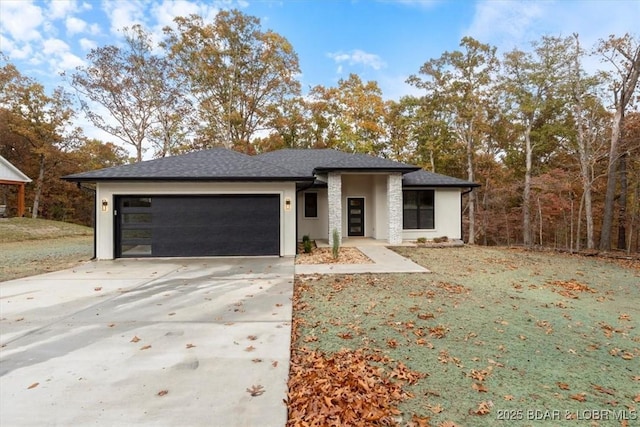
[289,246,640,426]
[0,217,92,243]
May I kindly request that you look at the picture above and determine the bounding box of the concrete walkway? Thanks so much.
[295,246,429,275]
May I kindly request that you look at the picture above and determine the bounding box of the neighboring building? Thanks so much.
[63,148,478,259]
[0,155,31,217]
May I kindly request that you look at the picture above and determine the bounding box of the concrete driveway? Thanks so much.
[0,257,294,427]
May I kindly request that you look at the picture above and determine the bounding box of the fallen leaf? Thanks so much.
[157,390,168,396]
[504,395,514,401]
[570,393,587,402]
[247,335,258,341]
[108,323,116,328]
[168,312,176,316]
[634,394,640,403]
[409,414,432,426]
[471,401,492,415]
[592,384,615,396]
[27,382,39,389]
[557,382,570,390]
[130,336,141,343]
[245,345,255,352]
[472,382,488,392]
[186,343,196,349]
[252,358,263,363]
[272,361,278,368]
[246,384,265,396]
[140,345,152,350]
[94,287,102,291]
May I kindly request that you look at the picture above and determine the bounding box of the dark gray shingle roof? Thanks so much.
[402,170,479,187]
[255,149,419,175]
[63,147,479,189]
[63,148,312,182]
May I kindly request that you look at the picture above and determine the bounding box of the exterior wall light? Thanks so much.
[101,199,109,212]
[284,197,291,211]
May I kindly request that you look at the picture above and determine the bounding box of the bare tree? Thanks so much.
[597,34,640,251]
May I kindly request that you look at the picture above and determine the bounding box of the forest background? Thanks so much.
[1,9,639,252]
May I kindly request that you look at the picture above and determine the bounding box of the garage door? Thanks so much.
[115,195,280,257]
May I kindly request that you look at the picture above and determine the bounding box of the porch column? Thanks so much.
[328,172,342,246]
[387,173,403,245]
[17,183,26,217]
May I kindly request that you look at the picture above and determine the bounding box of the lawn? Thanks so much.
[0,217,93,281]
[288,246,640,427]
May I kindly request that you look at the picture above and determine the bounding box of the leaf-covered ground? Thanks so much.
[288,246,640,426]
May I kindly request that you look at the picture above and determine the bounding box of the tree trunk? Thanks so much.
[523,126,533,247]
[466,135,475,245]
[600,108,623,250]
[576,192,584,252]
[617,151,628,249]
[32,154,45,219]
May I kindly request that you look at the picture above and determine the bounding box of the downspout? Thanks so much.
[78,182,97,260]
[461,187,474,243]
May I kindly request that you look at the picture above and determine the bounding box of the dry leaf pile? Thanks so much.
[287,348,425,427]
[295,248,373,265]
[546,279,596,299]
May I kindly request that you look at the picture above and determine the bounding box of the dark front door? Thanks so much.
[347,197,365,237]
[115,195,280,258]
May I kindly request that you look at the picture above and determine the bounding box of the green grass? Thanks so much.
[291,246,640,426]
[0,217,92,243]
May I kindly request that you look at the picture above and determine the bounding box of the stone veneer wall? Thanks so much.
[328,172,342,245]
[387,173,403,244]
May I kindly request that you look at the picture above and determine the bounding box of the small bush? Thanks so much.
[416,237,427,244]
[303,239,313,254]
[332,228,340,259]
[433,236,449,243]
[302,235,310,243]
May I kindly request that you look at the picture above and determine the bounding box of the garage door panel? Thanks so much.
[117,195,280,257]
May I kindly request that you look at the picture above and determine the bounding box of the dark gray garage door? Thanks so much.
[116,195,280,257]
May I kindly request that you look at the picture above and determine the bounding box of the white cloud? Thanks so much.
[79,37,97,51]
[465,0,545,52]
[66,16,88,35]
[328,49,387,71]
[466,0,640,56]
[48,0,79,19]
[43,38,71,55]
[102,0,147,35]
[55,51,85,71]
[0,0,44,42]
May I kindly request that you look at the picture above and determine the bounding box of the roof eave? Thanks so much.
[402,183,481,188]
[313,166,420,174]
[62,176,315,183]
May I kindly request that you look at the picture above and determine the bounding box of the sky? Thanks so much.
[1,0,639,143]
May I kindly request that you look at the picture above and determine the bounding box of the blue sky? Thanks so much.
[1,0,639,141]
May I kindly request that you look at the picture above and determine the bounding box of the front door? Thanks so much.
[347,197,365,236]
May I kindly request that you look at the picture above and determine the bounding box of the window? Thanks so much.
[403,190,434,229]
[304,192,318,218]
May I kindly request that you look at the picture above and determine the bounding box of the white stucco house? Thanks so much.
[64,148,478,260]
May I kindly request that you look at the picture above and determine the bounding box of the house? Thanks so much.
[0,155,32,217]
[63,148,478,259]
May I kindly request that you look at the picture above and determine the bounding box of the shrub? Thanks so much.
[433,236,449,243]
[332,228,340,259]
[302,235,310,243]
[303,239,313,254]
[416,237,427,244]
